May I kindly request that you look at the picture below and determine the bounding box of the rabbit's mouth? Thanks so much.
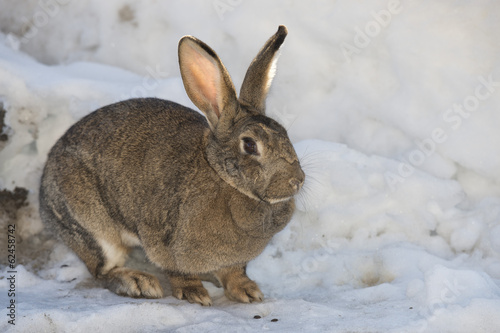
[246,189,294,205]
[264,195,294,204]
[255,188,300,205]
[257,167,305,204]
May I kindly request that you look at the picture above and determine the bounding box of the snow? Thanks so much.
[1,0,500,332]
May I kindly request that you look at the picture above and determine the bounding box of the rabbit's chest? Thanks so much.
[171,195,294,273]
[174,225,270,273]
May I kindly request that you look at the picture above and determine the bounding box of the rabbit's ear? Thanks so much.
[179,36,238,129]
[239,25,288,114]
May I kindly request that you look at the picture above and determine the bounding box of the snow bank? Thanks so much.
[1,0,499,332]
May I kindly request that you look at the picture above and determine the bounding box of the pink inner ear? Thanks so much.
[186,45,221,117]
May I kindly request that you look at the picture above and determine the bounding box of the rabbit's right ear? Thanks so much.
[179,36,238,129]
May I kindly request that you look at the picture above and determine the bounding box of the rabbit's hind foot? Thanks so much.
[105,267,164,299]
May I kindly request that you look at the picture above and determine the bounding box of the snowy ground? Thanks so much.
[1,1,500,332]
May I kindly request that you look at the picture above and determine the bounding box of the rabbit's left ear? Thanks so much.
[239,25,288,114]
[179,36,238,129]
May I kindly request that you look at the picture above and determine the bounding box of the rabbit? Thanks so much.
[39,25,304,306]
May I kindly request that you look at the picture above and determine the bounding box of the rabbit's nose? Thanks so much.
[289,177,304,192]
[288,164,305,192]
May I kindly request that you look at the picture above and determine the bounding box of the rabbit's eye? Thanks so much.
[242,137,259,155]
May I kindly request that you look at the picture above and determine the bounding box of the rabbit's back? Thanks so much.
[59,97,208,163]
[41,98,210,239]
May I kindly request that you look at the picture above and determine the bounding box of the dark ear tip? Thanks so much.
[278,25,288,36]
[178,35,195,50]
[272,25,288,50]
[178,35,218,59]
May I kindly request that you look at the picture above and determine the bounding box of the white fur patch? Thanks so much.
[121,231,141,247]
[265,50,281,91]
[98,239,126,274]
[267,196,293,204]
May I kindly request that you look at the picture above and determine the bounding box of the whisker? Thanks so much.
[285,113,301,132]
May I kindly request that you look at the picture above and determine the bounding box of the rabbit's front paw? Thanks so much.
[105,267,164,299]
[224,278,264,303]
[169,274,212,306]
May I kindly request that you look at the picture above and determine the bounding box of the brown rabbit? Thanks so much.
[39,25,304,306]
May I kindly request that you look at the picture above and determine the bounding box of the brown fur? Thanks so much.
[39,25,304,305]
